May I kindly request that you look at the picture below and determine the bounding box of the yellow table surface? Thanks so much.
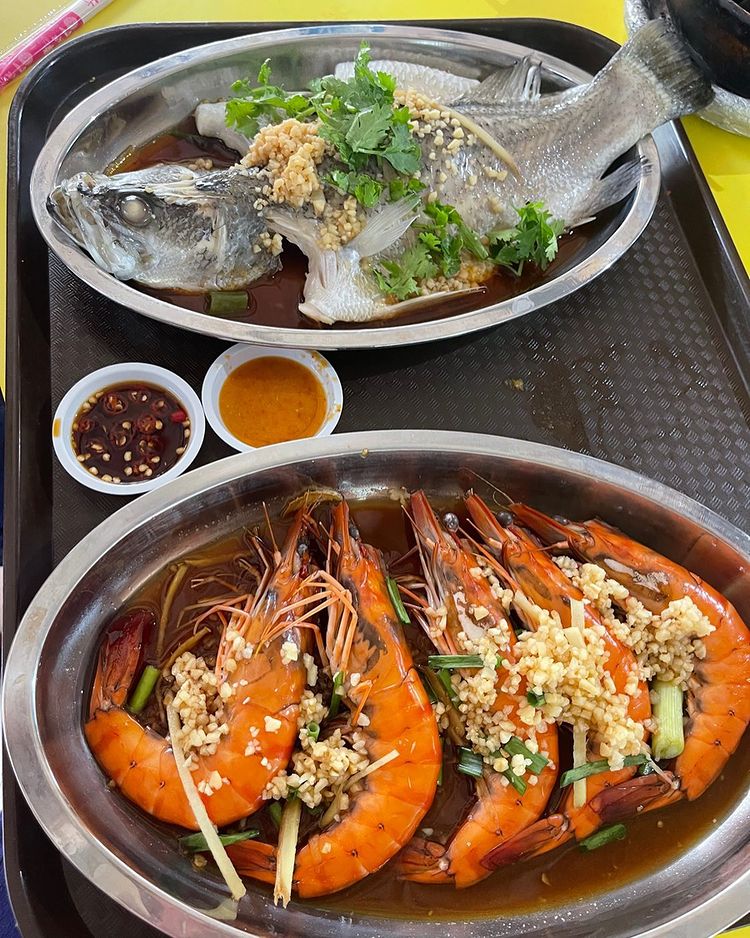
[0,7,749,936]
[1,0,750,399]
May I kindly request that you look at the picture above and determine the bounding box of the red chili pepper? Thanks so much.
[170,410,187,423]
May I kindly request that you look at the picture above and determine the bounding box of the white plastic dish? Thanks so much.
[52,363,205,495]
[201,344,344,453]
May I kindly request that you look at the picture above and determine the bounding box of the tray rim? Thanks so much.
[28,21,661,350]
[5,19,750,938]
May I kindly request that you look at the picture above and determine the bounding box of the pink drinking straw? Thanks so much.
[0,0,115,91]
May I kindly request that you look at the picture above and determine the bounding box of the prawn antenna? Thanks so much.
[462,470,514,507]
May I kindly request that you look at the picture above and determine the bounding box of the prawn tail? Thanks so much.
[482,814,572,869]
[226,839,277,885]
[590,772,683,823]
[89,608,154,716]
[396,837,453,884]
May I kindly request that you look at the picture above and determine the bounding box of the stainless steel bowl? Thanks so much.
[3,431,750,937]
[30,25,659,350]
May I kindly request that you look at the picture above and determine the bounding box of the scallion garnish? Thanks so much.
[127,664,160,714]
[428,654,484,669]
[560,754,648,788]
[420,671,438,704]
[457,747,484,778]
[579,823,627,851]
[206,290,248,315]
[639,760,657,777]
[386,577,410,625]
[328,670,345,718]
[437,668,457,703]
[652,681,685,760]
[179,829,259,852]
[503,736,549,775]
[502,767,527,795]
[526,689,545,707]
[269,802,283,829]
[306,722,320,742]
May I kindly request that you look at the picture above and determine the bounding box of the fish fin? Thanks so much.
[194,102,251,154]
[300,286,483,324]
[569,157,649,224]
[347,197,420,258]
[453,56,542,105]
[613,18,712,117]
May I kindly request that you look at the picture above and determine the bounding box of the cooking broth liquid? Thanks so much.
[109,500,750,921]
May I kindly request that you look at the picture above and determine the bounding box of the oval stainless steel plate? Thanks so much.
[3,430,749,938]
[30,24,660,350]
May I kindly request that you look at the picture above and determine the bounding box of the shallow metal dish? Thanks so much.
[30,24,659,351]
[3,431,749,937]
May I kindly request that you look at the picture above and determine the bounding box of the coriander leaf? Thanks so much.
[345,104,392,152]
[388,177,425,202]
[488,201,564,276]
[257,58,272,85]
[353,175,384,208]
[372,243,438,301]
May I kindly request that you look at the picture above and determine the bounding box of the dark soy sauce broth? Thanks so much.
[95,499,750,921]
[115,119,606,330]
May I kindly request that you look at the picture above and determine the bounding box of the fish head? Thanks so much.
[47,165,274,291]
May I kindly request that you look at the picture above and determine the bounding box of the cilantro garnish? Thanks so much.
[388,177,425,202]
[326,170,384,209]
[225,59,315,137]
[372,199,486,300]
[226,43,422,186]
[373,242,438,302]
[488,202,564,276]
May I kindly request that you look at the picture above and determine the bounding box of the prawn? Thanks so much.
[229,499,441,898]
[396,491,559,887]
[509,503,750,800]
[85,509,330,828]
[465,494,678,868]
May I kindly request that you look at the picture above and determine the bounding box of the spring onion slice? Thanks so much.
[274,797,302,908]
[386,577,411,625]
[437,668,458,703]
[419,671,438,703]
[269,802,283,829]
[166,703,246,901]
[428,655,484,669]
[579,823,627,851]
[306,722,320,742]
[127,664,160,714]
[207,291,249,315]
[560,754,648,788]
[503,736,549,775]
[180,830,259,852]
[328,671,345,718]
[457,747,484,778]
[652,681,685,760]
[572,725,588,809]
[526,689,545,707]
[502,767,528,796]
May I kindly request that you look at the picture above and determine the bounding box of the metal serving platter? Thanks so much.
[3,431,749,938]
[29,24,659,350]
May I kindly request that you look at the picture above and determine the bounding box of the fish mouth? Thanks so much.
[47,183,140,281]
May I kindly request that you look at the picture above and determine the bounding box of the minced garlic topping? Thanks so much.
[169,651,230,762]
[507,595,645,769]
[242,118,329,208]
[555,556,714,688]
[263,690,370,812]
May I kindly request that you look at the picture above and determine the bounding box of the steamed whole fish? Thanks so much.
[48,20,711,322]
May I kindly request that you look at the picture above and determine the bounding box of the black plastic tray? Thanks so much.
[5,18,750,938]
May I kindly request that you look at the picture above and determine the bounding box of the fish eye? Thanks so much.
[118,195,153,227]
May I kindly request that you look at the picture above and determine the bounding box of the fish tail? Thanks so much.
[616,18,712,118]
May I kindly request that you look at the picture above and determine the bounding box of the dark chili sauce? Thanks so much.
[92,499,750,921]
[72,382,191,484]
[115,118,610,330]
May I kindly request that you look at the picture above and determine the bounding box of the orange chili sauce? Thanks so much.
[219,356,328,447]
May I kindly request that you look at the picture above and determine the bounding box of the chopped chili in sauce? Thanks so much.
[71,382,190,484]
